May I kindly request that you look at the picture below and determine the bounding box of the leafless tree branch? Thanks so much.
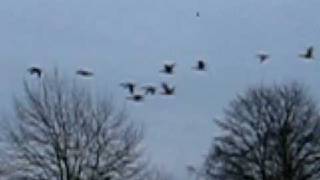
[1,69,146,180]
[204,82,320,180]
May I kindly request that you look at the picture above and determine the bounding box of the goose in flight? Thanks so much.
[300,46,314,60]
[126,94,144,102]
[257,52,270,64]
[160,62,176,75]
[28,67,42,78]
[192,60,206,71]
[76,69,94,77]
[161,82,175,95]
[141,85,157,95]
[120,82,136,94]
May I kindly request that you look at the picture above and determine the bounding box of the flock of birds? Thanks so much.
[26,59,206,102]
[120,59,207,102]
[26,11,316,103]
[27,68,94,78]
[257,46,315,63]
[26,45,314,103]
[119,45,314,102]
[26,59,207,103]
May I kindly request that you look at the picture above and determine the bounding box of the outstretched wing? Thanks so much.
[199,60,205,68]
[162,82,170,92]
[28,67,42,77]
[165,63,175,69]
[76,70,93,76]
[307,46,313,57]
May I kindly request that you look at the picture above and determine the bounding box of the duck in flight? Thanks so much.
[300,46,314,60]
[161,82,175,96]
[160,62,176,75]
[192,60,206,71]
[141,85,157,95]
[76,69,94,77]
[28,67,42,78]
[120,82,136,95]
[257,52,270,64]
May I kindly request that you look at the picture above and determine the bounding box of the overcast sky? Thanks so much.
[1,0,320,179]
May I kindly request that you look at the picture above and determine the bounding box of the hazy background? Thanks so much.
[0,0,320,179]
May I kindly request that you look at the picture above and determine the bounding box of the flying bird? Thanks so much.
[120,82,136,95]
[161,82,175,95]
[257,52,270,64]
[126,94,144,102]
[160,62,176,75]
[141,85,157,95]
[196,12,200,17]
[28,67,42,78]
[76,69,94,77]
[192,60,206,71]
[300,46,314,60]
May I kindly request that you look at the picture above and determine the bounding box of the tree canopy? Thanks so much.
[1,71,145,180]
[204,83,320,180]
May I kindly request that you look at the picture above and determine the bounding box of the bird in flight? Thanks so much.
[196,12,200,17]
[161,82,175,95]
[257,52,270,64]
[28,67,42,78]
[141,85,157,95]
[126,94,144,102]
[192,60,206,71]
[160,62,176,75]
[120,82,136,95]
[76,69,94,77]
[300,46,314,60]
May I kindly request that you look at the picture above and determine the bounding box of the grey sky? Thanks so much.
[1,0,320,179]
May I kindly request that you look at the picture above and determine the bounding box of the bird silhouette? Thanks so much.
[160,63,176,75]
[257,52,270,64]
[120,82,136,94]
[126,94,144,102]
[76,69,94,77]
[141,85,157,95]
[196,12,200,17]
[300,46,314,60]
[28,67,42,78]
[192,60,206,71]
[161,82,175,95]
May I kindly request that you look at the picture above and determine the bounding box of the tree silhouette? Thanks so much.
[204,83,320,180]
[0,70,145,180]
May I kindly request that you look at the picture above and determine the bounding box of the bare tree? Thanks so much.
[204,83,320,180]
[0,70,145,180]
